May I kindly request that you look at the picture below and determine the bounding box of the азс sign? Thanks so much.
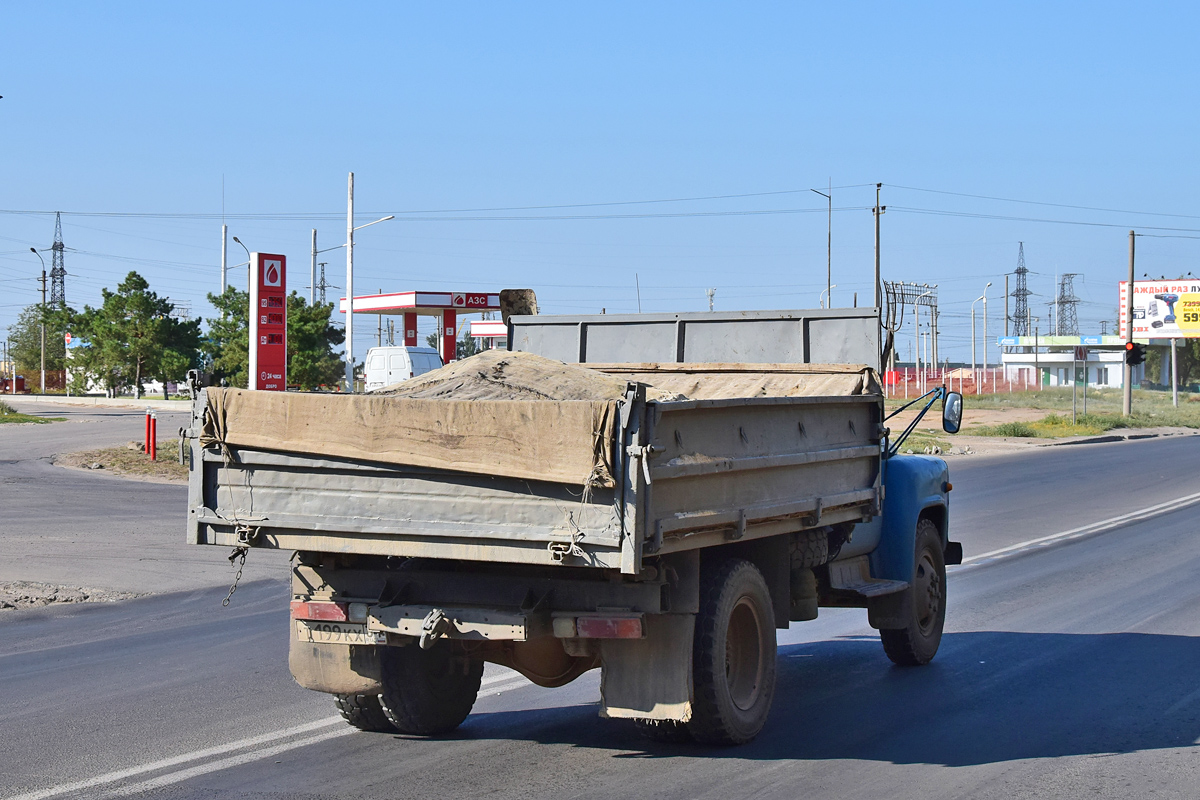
[249,253,287,390]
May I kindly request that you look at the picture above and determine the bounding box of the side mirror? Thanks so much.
[942,391,963,434]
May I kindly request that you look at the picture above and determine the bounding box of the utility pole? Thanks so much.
[1033,319,1040,389]
[345,172,355,392]
[39,267,46,394]
[706,288,715,311]
[220,224,228,293]
[1123,230,1135,416]
[310,229,318,305]
[873,183,886,373]
[873,183,884,312]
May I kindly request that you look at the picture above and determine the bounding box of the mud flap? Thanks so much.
[598,613,694,721]
[867,590,912,630]
[289,638,383,695]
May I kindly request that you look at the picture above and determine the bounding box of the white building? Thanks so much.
[997,335,1138,389]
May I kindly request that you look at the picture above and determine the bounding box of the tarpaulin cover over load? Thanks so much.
[200,350,879,489]
[200,351,636,488]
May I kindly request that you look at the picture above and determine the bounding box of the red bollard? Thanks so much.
[144,408,151,453]
[149,412,157,461]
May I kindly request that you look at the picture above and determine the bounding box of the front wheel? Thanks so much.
[688,559,777,745]
[880,518,946,666]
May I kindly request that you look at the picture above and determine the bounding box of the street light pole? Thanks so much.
[342,173,395,393]
[811,183,831,307]
[819,284,837,309]
[984,281,993,393]
[30,248,46,394]
[231,236,251,291]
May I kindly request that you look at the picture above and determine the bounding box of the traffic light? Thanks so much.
[1125,342,1146,366]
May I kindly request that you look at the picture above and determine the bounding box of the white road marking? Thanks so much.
[954,490,1200,569]
[484,675,532,694]
[480,668,522,688]
[3,718,342,800]
[1164,685,1200,716]
[10,671,535,800]
[100,728,354,798]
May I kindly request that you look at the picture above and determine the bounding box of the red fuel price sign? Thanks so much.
[249,253,287,391]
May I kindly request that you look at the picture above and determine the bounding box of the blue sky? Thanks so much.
[3,2,1199,363]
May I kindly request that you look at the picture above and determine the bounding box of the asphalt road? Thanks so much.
[1,411,1198,799]
[0,403,289,593]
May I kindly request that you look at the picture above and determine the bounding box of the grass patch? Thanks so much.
[54,440,188,482]
[974,421,1041,438]
[0,400,64,424]
[974,408,1200,439]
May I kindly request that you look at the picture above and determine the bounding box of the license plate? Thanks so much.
[296,620,386,645]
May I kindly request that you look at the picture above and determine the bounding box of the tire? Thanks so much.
[333,693,395,733]
[688,559,777,745]
[880,518,946,666]
[379,643,484,735]
[634,718,693,743]
[790,529,829,569]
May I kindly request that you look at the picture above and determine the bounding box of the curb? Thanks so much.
[1044,429,1199,447]
[2,395,191,412]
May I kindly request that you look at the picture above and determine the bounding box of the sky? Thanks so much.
[3,1,1200,365]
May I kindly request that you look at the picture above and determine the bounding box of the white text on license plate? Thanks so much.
[296,620,386,645]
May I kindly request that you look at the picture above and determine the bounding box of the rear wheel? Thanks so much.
[379,644,483,735]
[880,518,946,666]
[688,559,777,745]
[333,693,395,733]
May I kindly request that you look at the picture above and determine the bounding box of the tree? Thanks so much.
[7,303,74,372]
[287,293,345,389]
[204,288,251,388]
[73,272,200,397]
[204,288,345,390]
[425,329,481,361]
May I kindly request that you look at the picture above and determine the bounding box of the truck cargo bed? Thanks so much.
[188,372,882,575]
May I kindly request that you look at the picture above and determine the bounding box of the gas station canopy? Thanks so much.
[338,291,500,363]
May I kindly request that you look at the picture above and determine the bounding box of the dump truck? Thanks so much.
[184,307,962,745]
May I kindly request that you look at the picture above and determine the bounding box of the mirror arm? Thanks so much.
[887,386,946,458]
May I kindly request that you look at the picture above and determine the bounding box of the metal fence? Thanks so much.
[884,367,1038,398]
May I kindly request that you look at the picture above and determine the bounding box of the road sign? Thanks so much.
[1074,346,1087,361]
[248,253,287,391]
[64,332,72,345]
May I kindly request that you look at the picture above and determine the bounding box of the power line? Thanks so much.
[890,184,1200,222]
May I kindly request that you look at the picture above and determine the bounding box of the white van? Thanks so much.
[364,346,444,391]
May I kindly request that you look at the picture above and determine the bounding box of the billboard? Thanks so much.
[1118,279,1200,339]
[248,253,287,390]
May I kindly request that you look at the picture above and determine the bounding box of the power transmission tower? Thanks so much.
[315,262,338,305]
[1010,242,1030,337]
[1056,273,1080,335]
[50,212,67,306]
[167,299,191,321]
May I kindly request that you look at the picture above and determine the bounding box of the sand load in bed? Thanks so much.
[201,351,651,488]
[199,350,879,489]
